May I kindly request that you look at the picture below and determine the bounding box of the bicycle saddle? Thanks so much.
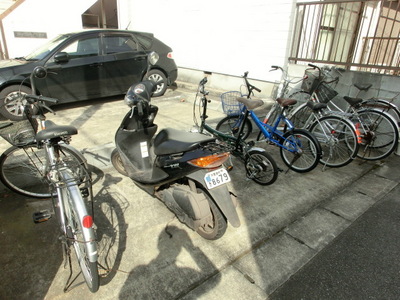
[153,128,215,156]
[306,101,327,111]
[354,83,372,91]
[277,98,297,107]
[236,97,264,110]
[343,96,363,107]
[35,120,78,141]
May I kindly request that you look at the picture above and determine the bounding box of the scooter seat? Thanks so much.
[154,128,215,156]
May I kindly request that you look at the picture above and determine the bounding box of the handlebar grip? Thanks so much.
[200,77,207,85]
[271,65,279,70]
[308,63,320,70]
[137,101,144,116]
[254,86,262,93]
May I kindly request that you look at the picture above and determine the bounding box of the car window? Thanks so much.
[24,34,71,60]
[104,35,138,54]
[135,34,152,50]
[61,37,100,59]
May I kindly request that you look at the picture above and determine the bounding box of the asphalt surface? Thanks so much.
[0,85,399,299]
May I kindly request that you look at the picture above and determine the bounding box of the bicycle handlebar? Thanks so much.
[25,94,58,104]
[243,72,261,95]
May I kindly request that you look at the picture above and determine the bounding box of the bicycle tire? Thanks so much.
[61,170,99,292]
[359,99,400,127]
[309,115,359,168]
[279,129,321,173]
[351,109,399,160]
[0,144,86,198]
[244,149,278,185]
[216,115,252,140]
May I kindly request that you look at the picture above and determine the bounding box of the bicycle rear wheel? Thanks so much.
[216,115,252,140]
[279,129,321,173]
[244,149,278,185]
[352,109,398,160]
[61,171,99,292]
[310,115,359,167]
[0,144,86,198]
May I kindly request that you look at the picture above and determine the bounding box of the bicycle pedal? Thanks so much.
[33,210,52,223]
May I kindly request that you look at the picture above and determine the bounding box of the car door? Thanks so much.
[44,33,104,102]
[101,32,148,95]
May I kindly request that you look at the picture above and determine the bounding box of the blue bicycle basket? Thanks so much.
[221,91,244,116]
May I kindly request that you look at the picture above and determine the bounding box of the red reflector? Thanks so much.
[167,52,173,59]
[82,215,93,228]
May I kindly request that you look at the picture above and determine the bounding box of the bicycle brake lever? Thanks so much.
[41,104,56,115]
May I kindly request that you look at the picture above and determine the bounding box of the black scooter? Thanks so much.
[111,52,240,240]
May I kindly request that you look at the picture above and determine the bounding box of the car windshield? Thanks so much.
[23,34,71,61]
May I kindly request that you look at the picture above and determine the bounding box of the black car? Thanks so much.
[0,29,178,120]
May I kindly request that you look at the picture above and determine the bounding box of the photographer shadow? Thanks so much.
[119,226,221,299]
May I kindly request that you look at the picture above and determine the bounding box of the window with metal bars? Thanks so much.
[290,0,400,75]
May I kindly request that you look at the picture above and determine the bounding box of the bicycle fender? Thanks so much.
[186,170,241,228]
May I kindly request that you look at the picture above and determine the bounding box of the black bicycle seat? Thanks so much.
[35,120,78,141]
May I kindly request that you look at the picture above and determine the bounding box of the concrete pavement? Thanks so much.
[0,85,398,299]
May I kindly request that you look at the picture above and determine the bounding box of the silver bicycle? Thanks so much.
[0,69,99,292]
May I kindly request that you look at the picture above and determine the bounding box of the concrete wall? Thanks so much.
[119,0,297,84]
[176,64,400,110]
[2,0,97,58]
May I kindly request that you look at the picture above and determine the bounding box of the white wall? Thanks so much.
[119,0,296,85]
[2,0,97,58]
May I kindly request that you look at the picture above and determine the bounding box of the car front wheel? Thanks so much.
[146,69,167,97]
[0,85,34,120]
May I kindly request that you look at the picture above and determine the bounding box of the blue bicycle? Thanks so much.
[217,72,322,173]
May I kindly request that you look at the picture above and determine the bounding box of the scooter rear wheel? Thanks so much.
[111,148,128,176]
[196,188,227,240]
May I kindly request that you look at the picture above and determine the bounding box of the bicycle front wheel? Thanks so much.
[61,173,99,292]
[352,109,399,160]
[244,149,278,185]
[310,115,359,168]
[279,129,321,173]
[216,115,253,140]
[0,144,86,198]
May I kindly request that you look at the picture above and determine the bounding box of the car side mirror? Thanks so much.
[54,52,70,63]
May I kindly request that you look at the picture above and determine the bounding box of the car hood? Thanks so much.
[0,59,34,84]
[0,59,30,68]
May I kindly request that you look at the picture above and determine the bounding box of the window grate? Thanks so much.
[290,0,400,75]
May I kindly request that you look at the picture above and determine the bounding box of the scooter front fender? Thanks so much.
[186,169,240,228]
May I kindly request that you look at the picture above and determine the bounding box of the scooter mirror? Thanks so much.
[148,51,159,65]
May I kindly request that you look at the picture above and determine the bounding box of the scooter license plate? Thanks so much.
[204,168,231,189]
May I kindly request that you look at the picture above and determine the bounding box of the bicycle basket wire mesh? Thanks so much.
[315,82,338,103]
[0,119,37,146]
[221,91,244,116]
[301,69,319,93]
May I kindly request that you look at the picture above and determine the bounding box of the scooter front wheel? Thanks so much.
[111,148,128,176]
[196,188,227,240]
